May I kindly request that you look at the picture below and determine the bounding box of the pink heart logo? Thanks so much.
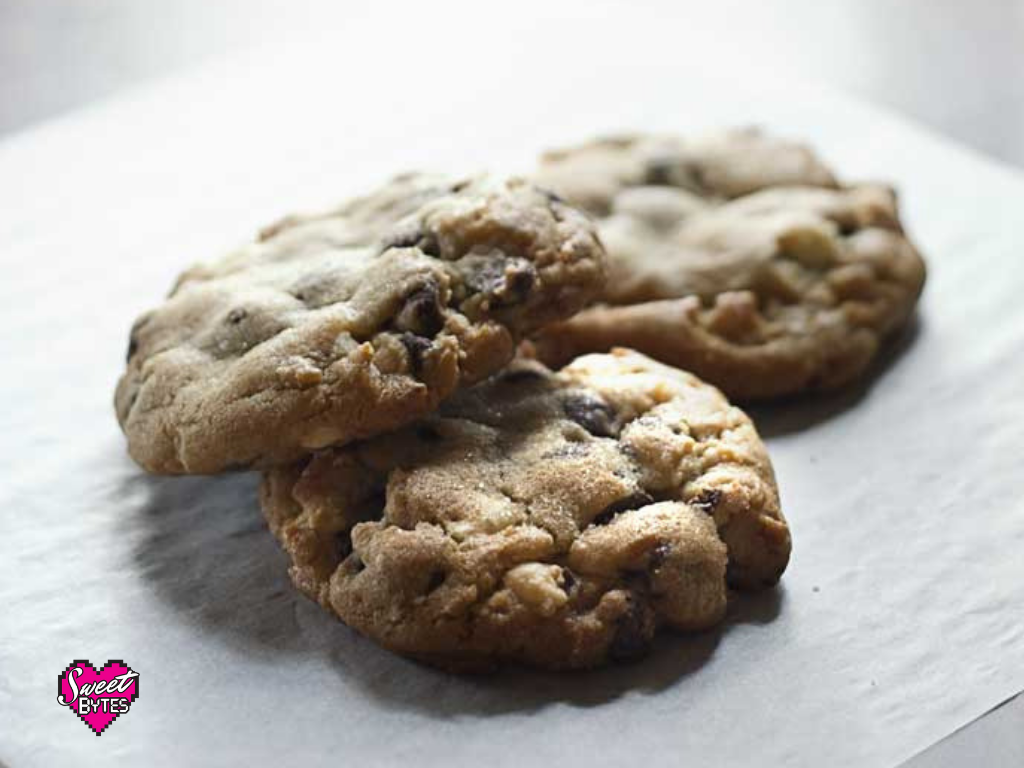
[57,660,139,736]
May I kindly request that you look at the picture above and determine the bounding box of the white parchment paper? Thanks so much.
[1,5,1022,766]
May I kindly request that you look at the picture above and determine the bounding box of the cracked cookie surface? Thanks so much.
[531,129,926,399]
[115,174,605,473]
[261,349,790,670]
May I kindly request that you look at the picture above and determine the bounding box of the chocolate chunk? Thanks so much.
[592,490,654,526]
[562,393,617,437]
[503,263,536,300]
[400,333,432,374]
[691,489,723,514]
[464,256,537,306]
[561,568,577,593]
[395,281,445,337]
[609,598,653,661]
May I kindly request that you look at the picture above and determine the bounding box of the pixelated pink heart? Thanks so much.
[57,660,139,735]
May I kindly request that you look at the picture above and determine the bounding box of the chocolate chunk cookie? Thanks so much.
[115,174,605,473]
[261,349,790,670]
[531,130,926,399]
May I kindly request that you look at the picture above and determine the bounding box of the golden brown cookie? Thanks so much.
[115,175,605,473]
[261,349,790,670]
[531,130,926,399]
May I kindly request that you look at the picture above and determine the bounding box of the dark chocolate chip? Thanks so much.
[592,490,654,526]
[562,393,618,437]
[395,281,445,337]
[609,598,653,661]
[503,264,536,300]
[561,569,577,593]
[400,332,432,374]
[464,256,538,307]
[226,307,248,324]
[691,488,723,514]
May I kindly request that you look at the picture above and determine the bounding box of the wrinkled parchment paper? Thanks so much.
[1,6,1022,767]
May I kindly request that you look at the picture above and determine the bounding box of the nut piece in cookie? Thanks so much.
[531,129,926,399]
[115,174,606,473]
[260,349,790,671]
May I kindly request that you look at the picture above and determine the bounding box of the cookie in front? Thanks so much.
[261,349,790,670]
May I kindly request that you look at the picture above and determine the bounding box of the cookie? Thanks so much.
[531,130,926,399]
[261,349,790,670]
[115,174,606,474]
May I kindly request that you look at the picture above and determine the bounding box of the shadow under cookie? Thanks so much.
[124,456,786,714]
[746,314,923,438]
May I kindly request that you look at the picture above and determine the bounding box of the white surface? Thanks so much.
[1,5,1023,767]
